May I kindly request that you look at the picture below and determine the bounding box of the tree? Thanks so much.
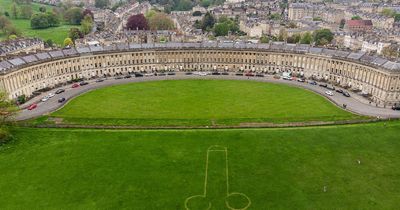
[19,5,32,19]
[0,91,17,144]
[395,14,400,22]
[278,28,287,41]
[201,12,215,31]
[64,7,83,25]
[81,15,93,34]
[381,8,395,17]
[39,6,46,13]
[201,0,211,7]
[148,12,175,30]
[0,15,11,32]
[82,9,94,19]
[8,34,17,39]
[64,37,73,46]
[300,32,312,44]
[31,13,49,29]
[68,27,83,41]
[95,0,109,9]
[351,15,362,20]
[339,19,345,29]
[46,12,59,27]
[10,3,18,19]
[4,23,20,36]
[288,33,301,43]
[45,39,54,48]
[213,22,229,36]
[260,35,269,43]
[126,14,149,30]
[313,29,333,46]
[382,45,399,58]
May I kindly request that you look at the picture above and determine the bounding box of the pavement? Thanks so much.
[16,73,400,121]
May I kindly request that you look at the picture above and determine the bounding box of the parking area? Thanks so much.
[17,72,400,120]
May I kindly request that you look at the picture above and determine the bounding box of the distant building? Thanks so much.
[345,20,373,32]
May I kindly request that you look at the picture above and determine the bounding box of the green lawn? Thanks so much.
[52,80,361,126]
[0,0,76,45]
[1,121,400,209]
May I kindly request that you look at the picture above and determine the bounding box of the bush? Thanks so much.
[0,127,12,145]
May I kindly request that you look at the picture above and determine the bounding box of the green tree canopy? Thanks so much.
[81,15,93,34]
[300,32,312,44]
[95,0,109,8]
[30,13,49,29]
[64,7,83,25]
[148,12,175,30]
[313,29,333,46]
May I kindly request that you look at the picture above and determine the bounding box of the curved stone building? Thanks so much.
[0,42,400,106]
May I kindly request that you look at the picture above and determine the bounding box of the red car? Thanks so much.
[27,103,37,110]
[245,72,254,77]
[71,83,80,88]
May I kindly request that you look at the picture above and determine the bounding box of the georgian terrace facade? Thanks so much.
[1,42,400,106]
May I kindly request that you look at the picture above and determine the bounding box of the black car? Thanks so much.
[124,75,132,78]
[58,97,66,103]
[114,76,123,80]
[327,86,335,90]
[309,81,317,85]
[342,91,350,97]
[157,73,166,76]
[212,72,221,75]
[336,89,344,93]
[256,74,264,77]
[392,105,400,110]
[319,83,328,88]
[96,78,104,82]
[185,72,193,75]
[135,73,143,77]
[167,72,176,75]
[80,81,89,86]
[235,73,243,76]
[55,89,65,94]
[221,72,229,75]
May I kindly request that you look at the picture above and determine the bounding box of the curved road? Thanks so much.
[16,73,400,121]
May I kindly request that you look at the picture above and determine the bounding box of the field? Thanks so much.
[0,122,399,209]
[51,80,361,126]
[0,0,77,45]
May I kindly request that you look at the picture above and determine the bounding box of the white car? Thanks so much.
[41,96,49,102]
[47,93,55,98]
[144,73,154,76]
[198,72,207,76]
[325,91,334,96]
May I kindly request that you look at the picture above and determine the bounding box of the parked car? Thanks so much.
[157,73,166,76]
[221,72,229,75]
[145,73,154,76]
[256,74,264,77]
[55,89,65,94]
[72,83,80,88]
[327,85,335,90]
[58,97,66,103]
[41,96,49,102]
[336,89,343,93]
[114,76,123,80]
[245,73,254,77]
[167,72,176,75]
[392,105,400,110]
[319,83,328,88]
[198,72,207,76]
[96,78,105,82]
[309,81,317,85]
[212,72,221,75]
[185,72,193,75]
[235,73,243,76]
[342,91,350,97]
[124,75,132,78]
[325,91,334,96]
[80,81,89,86]
[47,93,55,98]
[28,103,37,110]
[135,73,143,77]
[282,76,292,80]
[297,78,305,82]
